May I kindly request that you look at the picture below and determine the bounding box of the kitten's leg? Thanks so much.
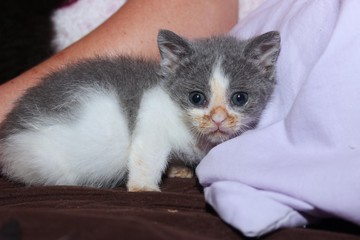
[126,140,171,192]
[126,86,193,192]
[166,166,194,178]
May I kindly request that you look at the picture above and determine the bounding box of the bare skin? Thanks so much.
[0,0,238,123]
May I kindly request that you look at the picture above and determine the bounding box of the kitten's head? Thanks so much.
[157,30,280,145]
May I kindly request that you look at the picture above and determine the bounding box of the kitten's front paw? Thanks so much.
[127,182,161,192]
[166,166,194,178]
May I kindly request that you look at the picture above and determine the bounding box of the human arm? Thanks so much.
[0,0,238,122]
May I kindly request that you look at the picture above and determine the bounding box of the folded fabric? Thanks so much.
[196,0,360,237]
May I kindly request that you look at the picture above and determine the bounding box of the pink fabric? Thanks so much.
[196,0,360,237]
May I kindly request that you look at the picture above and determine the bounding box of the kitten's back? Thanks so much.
[1,56,160,136]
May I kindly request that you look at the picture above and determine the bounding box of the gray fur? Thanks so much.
[0,57,160,137]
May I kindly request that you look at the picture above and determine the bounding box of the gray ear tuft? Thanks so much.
[244,31,281,73]
[157,30,192,73]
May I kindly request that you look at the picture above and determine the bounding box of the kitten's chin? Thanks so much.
[206,130,233,144]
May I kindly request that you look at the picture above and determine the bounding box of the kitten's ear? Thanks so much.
[244,31,281,74]
[157,30,192,73]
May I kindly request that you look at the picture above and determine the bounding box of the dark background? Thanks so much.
[0,0,64,84]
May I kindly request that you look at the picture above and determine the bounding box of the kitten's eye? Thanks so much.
[189,91,207,106]
[231,92,248,107]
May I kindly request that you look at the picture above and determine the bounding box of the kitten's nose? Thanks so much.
[211,107,227,126]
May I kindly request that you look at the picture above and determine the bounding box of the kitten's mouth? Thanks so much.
[209,125,231,135]
[213,129,228,135]
[208,128,232,143]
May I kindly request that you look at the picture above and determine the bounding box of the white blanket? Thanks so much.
[196,0,360,237]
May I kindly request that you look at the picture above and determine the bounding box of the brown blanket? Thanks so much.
[0,175,359,240]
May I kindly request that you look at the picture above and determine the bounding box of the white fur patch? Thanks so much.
[1,90,129,187]
[209,59,230,107]
[127,86,198,191]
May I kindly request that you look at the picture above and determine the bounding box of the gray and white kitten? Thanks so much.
[0,30,280,191]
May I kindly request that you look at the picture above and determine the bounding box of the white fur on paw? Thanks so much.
[127,182,160,192]
[166,166,194,178]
